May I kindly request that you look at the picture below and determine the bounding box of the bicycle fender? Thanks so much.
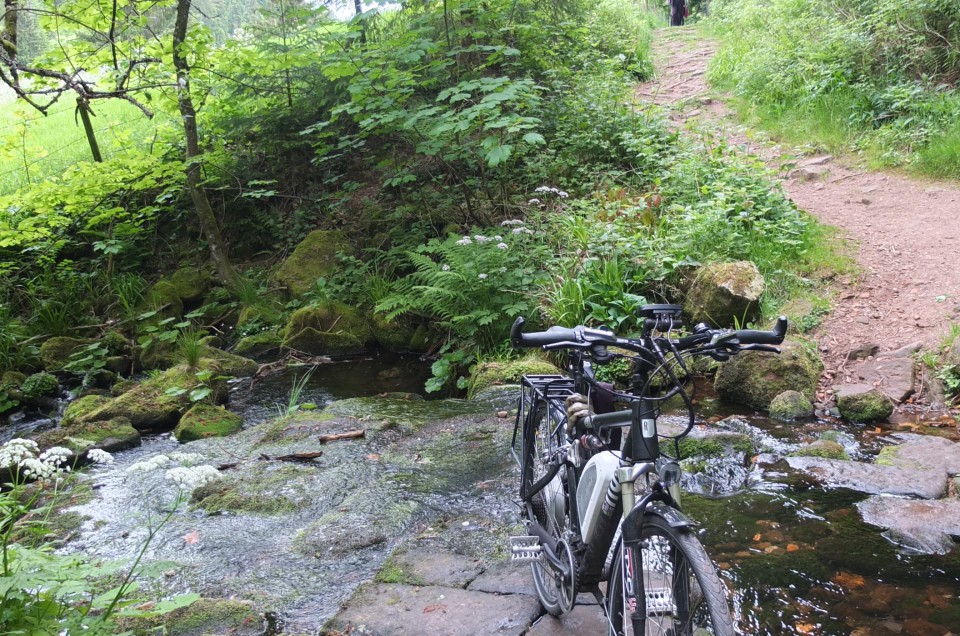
[645,502,695,529]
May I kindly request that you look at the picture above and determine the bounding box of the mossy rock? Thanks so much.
[77,363,227,433]
[281,302,371,356]
[684,261,765,328]
[769,390,815,420]
[190,465,312,515]
[662,432,755,459]
[234,331,283,358]
[174,403,244,442]
[468,355,561,397]
[121,597,263,636]
[199,348,258,378]
[35,416,141,454]
[138,339,177,371]
[790,439,848,460]
[145,280,184,316]
[408,324,434,354]
[39,336,89,371]
[237,304,283,330]
[837,388,894,423]
[370,314,418,352]
[61,395,113,427]
[21,372,59,400]
[714,340,823,412]
[111,378,138,396]
[100,330,130,355]
[2,371,26,388]
[273,230,353,296]
[169,267,211,304]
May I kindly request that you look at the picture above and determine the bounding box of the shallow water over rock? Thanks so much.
[54,369,960,635]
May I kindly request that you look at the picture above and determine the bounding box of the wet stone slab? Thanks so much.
[785,456,946,498]
[389,549,484,588]
[526,604,608,635]
[857,496,960,554]
[326,583,540,635]
[467,561,536,596]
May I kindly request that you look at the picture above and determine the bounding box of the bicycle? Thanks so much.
[507,304,787,635]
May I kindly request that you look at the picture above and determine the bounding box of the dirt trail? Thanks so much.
[637,27,960,398]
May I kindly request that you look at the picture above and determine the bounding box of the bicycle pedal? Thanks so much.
[508,536,541,563]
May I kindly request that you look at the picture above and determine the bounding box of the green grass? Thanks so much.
[915,117,960,180]
[0,98,172,195]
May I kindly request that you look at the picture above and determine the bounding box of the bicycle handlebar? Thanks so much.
[510,315,787,353]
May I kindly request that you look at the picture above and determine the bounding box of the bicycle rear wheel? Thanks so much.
[521,398,573,615]
[606,515,733,636]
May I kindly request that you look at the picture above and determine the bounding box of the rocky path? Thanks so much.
[636,27,960,413]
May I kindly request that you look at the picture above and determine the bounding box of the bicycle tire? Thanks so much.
[606,515,734,636]
[521,398,573,616]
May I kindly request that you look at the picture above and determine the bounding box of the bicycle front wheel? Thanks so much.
[606,515,734,636]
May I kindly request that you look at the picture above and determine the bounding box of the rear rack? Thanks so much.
[510,374,578,467]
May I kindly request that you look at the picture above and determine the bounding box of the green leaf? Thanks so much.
[522,132,545,145]
[484,144,512,167]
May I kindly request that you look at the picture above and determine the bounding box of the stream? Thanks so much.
[43,357,960,635]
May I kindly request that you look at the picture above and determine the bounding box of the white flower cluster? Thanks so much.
[0,439,75,482]
[456,236,472,246]
[165,465,221,490]
[87,449,114,465]
[168,452,205,466]
[478,273,488,280]
[128,455,173,473]
[0,438,40,469]
[500,219,524,225]
[534,185,569,198]
[496,243,508,250]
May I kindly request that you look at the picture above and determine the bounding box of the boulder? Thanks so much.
[61,394,112,427]
[281,302,371,356]
[200,348,258,378]
[683,261,764,328]
[76,363,227,433]
[119,598,263,636]
[273,230,352,296]
[468,354,561,397]
[769,390,814,420]
[785,456,946,499]
[790,439,848,460]
[850,343,919,403]
[234,331,283,358]
[35,416,141,454]
[39,336,89,371]
[714,340,823,412]
[370,315,422,353]
[835,385,893,423]
[20,372,59,401]
[168,267,210,304]
[174,404,244,442]
[145,280,184,317]
[857,497,960,555]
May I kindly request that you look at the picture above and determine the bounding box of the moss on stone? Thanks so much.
[100,330,130,355]
[273,230,353,296]
[39,337,89,371]
[234,331,283,357]
[769,390,815,420]
[61,395,113,427]
[199,348,258,378]
[174,404,244,442]
[281,302,371,356]
[2,371,26,388]
[714,340,823,412]
[370,314,417,352]
[663,433,754,459]
[169,267,210,303]
[790,439,848,460]
[837,388,894,423]
[111,378,138,396]
[468,354,561,397]
[408,324,434,354]
[35,416,141,453]
[145,280,184,316]
[684,261,765,328]
[123,597,263,636]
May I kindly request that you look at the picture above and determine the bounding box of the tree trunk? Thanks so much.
[2,0,18,81]
[173,0,238,288]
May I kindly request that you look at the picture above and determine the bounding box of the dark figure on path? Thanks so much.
[670,0,687,26]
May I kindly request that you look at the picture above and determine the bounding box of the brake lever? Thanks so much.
[543,341,589,351]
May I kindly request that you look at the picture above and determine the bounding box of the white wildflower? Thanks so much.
[494,235,503,241]
[0,439,40,469]
[473,235,489,243]
[128,454,173,473]
[512,227,534,235]
[528,198,541,205]
[87,449,114,465]
[168,452,205,466]
[496,243,508,250]
[534,186,553,193]
[478,273,488,280]
[500,219,524,226]
[456,236,472,246]
[441,264,451,271]
[166,465,221,490]
[558,190,569,199]
[20,457,53,480]
[39,446,72,469]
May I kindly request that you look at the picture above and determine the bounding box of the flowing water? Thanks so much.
[47,360,960,635]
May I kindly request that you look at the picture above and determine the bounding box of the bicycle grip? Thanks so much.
[511,316,580,348]
[734,316,788,345]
